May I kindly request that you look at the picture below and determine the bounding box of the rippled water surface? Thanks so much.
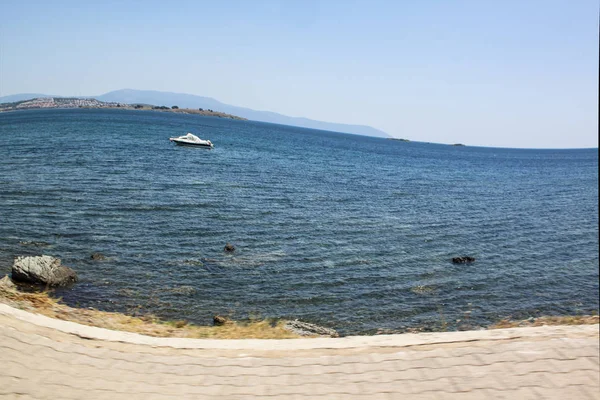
[0,109,598,334]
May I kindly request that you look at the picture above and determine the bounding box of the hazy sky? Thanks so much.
[1,0,598,148]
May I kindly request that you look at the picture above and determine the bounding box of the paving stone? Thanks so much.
[0,304,597,400]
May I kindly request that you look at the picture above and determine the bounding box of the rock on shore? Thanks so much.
[0,275,17,290]
[284,320,339,337]
[213,315,231,326]
[11,255,77,286]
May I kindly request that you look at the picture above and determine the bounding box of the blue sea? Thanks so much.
[0,109,598,335]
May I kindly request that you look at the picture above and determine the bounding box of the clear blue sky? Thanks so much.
[1,0,598,148]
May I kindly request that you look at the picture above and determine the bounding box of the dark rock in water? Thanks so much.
[11,255,77,287]
[90,253,106,261]
[213,315,230,326]
[224,243,235,253]
[284,320,339,337]
[452,256,476,264]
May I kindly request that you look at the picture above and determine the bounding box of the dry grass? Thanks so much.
[489,315,599,329]
[0,281,299,339]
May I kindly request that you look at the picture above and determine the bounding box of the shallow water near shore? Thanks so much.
[0,109,598,335]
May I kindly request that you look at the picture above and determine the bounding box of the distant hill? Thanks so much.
[0,97,245,120]
[0,89,389,138]
[0,93,62,103]
[0,97,120,111]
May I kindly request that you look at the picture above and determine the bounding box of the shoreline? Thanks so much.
[0,276,299,339]
[1,276,597,340]
[0,105,247,120]
[1,300,598,350]
[0,96,247,120]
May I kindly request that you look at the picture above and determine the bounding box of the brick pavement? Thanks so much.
[0,304,598,399]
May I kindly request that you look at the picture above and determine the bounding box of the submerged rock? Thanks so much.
[452,256,476,264]
[11,255,77,287]
[224,243,235,253]
[117,288,137,297]
[284,320,339,337]
[411,285,435,295]
[181,259,204,267]
[169,286,197,296]
[19,241,51,247]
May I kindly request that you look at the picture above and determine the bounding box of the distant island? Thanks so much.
[388,138,410,142]
[0,97,246,120]
[451,143,466,146]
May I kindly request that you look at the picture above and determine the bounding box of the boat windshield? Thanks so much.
[178,133,203,141]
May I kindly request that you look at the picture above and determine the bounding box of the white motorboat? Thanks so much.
[169,133,214,148]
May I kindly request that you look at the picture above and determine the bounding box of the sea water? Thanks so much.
[0,109,597,335]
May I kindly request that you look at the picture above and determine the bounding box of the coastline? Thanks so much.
[102,105,248,120]
[0,97,247,120]
[0,105,247,120]
[0,276,299,339]
[1,276,597,340]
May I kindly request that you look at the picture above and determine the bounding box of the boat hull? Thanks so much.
[170,139,214,148]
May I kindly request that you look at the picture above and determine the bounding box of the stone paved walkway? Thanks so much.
[0,304,598,399]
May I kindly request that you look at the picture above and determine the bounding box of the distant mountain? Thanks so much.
[0,93,62,103]
[0,89,389,138]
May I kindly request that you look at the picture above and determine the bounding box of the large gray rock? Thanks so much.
[12,255,77,286]
[284,320,339,337]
